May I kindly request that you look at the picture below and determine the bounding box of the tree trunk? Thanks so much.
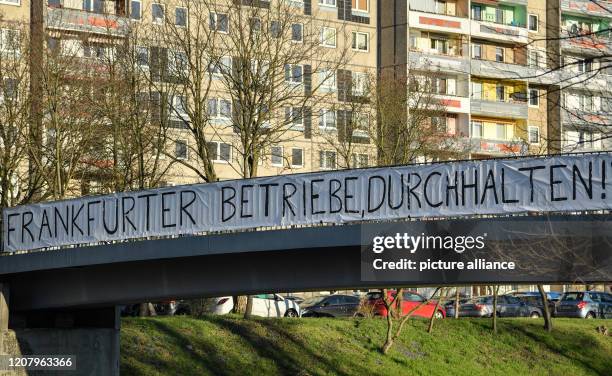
[492,285,499,333]
[244,296,253,319]
[233,295,247,313]
[537,284,553,332]
[427,287,446,333]
[454,288,460,319]
[382,309,394,354]
[138,302,156,317]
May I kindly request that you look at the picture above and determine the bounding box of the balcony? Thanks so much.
[560,30,612,55]
[46,5,129,36]
[436,95,470,114]
[408,11,470,35]
[470,98,528,119]
[470,19,529,44]
[561,0,612,19]
[470,59,535,80]
[561,108,611,128]
[408,50,469,74]
[469,137,527,156]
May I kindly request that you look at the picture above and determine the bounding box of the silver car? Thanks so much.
[555,291,612,319]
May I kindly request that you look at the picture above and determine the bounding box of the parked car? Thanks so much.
[555,291,612,319]
[367,290,446,319]
[301,294,361,318]
[446,295,540,318]
[207,294,301,317]
[284,296,305,305]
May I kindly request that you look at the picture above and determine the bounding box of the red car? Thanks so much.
[367,290,446,319]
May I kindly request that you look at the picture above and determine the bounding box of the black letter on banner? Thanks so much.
[329,179,343,214]
[549,164,568,201]
[122,196,136,232]
[162,192,176,228]
[310,179,325,215]
[102,199,119,234]
[54,207,69,238]
[480,169,499,205]
[446,172,458,206]
[501,168,518,204]
[461,170,478,206]
[260,183,279,217]
[368,176,386,213]
[572,162,593,200]
[518,165,545,202]
[240,185,254,218]
[344,177,359,213]
[388,174,404,210]
[221,186,236,222]
[138,193,157,231]
[407,173,422,209]
[6,213,18,247]
[38,209,52,241]
[87,200,101,236]
[424,172,443,208]
[180,190,196,226]
[71,203,84,236]
[282,183,297,217]
[21,211,34,243]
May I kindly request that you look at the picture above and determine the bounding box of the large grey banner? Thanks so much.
[3,153,612,252]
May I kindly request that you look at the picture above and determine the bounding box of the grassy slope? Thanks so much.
[121,315,612,376]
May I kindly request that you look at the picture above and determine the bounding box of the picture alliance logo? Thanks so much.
[371,233,487,254]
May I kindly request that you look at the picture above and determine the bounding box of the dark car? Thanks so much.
[512,292,562,316]
[446,295,539,318]
[555,291,612,319]
[301,294,362,317]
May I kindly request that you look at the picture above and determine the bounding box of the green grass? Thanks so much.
[121,315,612,376]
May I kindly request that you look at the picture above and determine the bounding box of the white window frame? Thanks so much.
[319,150,337,170]
[210,12,229,33]
[271,145,284,167]
[352,71,368,96]
[472,43,482,59]
[175,139,188,160]
[175,6,188,28]
[318,0,336,7]
[528,125,540,145]
[285,64,303,84]
[352,112,369,137]
[207,98,232,120]
[290,148,304,168]
[209,55,232,76]
[495,123,508,140]
[136,46,149,69]
[171,95,188,120]
[495,47,504,62]
[352,0,369,14]
[319,109,336,130]
[471,121,482,138]
[0,0,20,6]
[286,107,304,130]
[319,69,336,91]
[352,153,369,168]
[528,88,539,107]
[209,141,232,163]
[152,3,165,24]
[528,14,539,32]
[352,31,369,52]
[130,0,141,21]
[320,27,337,48]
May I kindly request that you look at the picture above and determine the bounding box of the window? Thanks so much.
[208,56,231,76]
[319,150,337,169]
[472,82,482,99]
[136,46,149,68]
[431,38,448,55]
[352,32,369,51]
[320,27,337,48]
[130,0,141,20]
[270,21,281,38]
[168,49,188,76]
[472,43,482,59]
[291,148,304,168]
[291,23,303,42]
[577,58,593,73]
[528,126,540,144]
[352,113,369,136]
[471,121,482,138]
[496,84,505,101]
[0,78,17,102]
[472,5,482,21]
[175,140,188,160]
[352,0,368,13]
[207,141,231,162]
[152,3,165,24]
[352,71,368,96]
[495,47,504,62]
[496,123,507,140]
[352,153,368,168]
[319,69,336,90]
[528,49,540,68]
[285,107,303,129]
[529,88,539,107]
[284,64,303,84]
[319,109,336,130]
[175,7,187,27]
[528,14,539,32]
[319,0,336,6]
[210,13,229,33]
[0,29,19,53]
[207,98,232,119]
[171,95,187,120]
[250,17,262,33]
[271,146,283,167]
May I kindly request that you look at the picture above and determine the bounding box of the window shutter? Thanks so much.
[337,69,352,102]
[304,107,312,139]
[303,64,312,96]
[337,110,346,142]
[232,99,241,133]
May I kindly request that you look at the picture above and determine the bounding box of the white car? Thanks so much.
[209,294,300,317]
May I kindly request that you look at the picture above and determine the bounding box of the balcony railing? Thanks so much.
[469,137,527,156]
[470,98,528,119]
[560,29,612,54]
[561,0,612,19]
[409,50,470,74]
[470,59,534,80]
[46,4,129,36]
[470,19,529,44]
